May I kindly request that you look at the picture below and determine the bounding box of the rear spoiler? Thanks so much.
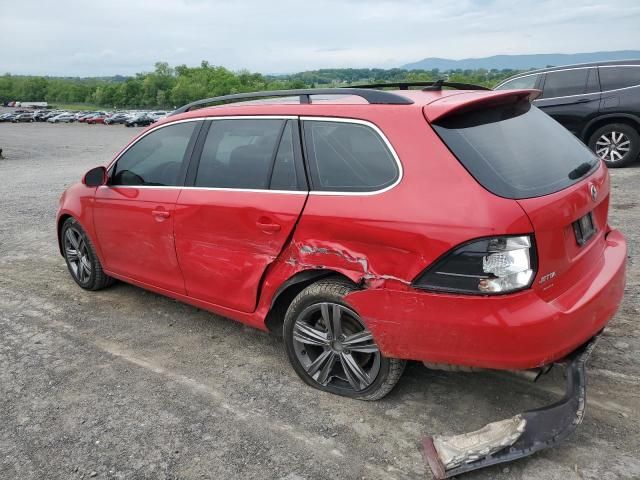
[423,89,541,123]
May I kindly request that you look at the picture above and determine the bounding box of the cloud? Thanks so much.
[0,0,638,76]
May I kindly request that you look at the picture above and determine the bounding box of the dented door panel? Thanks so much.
[173,189,307,312]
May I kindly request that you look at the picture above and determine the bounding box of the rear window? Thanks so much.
[433,101,599,199]
[195,119,284,189]
[303,120,399,192]
[599,66,640,91]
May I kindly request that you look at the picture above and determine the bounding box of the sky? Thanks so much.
[1,0,639,76]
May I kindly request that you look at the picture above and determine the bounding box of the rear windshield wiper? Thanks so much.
[568,162,593,180]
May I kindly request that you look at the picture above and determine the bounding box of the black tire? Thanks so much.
[588,123,640,168]
[61,218,115,291]
[283,279,406,401]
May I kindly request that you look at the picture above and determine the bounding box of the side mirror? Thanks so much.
[83,166,108,187]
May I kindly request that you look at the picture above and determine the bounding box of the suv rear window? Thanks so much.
[433,101,599,199]
[599,66,640,91]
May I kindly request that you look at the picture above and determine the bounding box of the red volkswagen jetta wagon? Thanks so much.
[57,83,626,477]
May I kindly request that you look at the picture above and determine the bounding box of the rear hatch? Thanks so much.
[424,92,608,300]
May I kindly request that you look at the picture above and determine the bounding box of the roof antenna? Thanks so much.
[422,79,445,91]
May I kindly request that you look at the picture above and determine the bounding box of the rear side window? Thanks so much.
[303,120,399,192]
[111,122,196,186]
[599,66,640,91]
[495,74,539,90]
[433,101,599,199]
[195,119,285,189]
[541,69,594,98]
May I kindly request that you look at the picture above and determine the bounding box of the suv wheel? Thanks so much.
[283,279,406,400]
[61,218,114,290]
[588,123,640,168]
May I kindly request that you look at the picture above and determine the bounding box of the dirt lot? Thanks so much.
[1,115,639,480]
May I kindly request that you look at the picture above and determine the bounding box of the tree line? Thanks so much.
[0,61,522,109]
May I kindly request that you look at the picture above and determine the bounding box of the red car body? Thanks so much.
[57,89,626,371]
[86,115,106,124]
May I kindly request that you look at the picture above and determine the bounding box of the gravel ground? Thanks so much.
[0,115,639,480]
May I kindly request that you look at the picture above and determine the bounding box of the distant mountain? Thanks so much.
[402,50,640,71]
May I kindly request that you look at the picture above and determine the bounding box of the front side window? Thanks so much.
[541,69,593,98]
[599,66,640,91]
[494,74,539,90]
[111,122,196,186]
[195,119,285,189]
[303,120,399,192]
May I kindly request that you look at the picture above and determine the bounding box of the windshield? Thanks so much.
[432,101,599,199]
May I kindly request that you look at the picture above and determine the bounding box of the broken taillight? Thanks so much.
[412,235,536,294]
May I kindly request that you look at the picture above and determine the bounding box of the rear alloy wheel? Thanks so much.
[589,123,640,168]
[284,279,405,400]
[61,218,114,291]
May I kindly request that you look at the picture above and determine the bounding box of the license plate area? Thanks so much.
[573,212,596,246]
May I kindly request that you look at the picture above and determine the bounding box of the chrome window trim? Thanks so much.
[105,115,403,196]
[107,115,297,170]
[301,116,403,196]
[496,64,640,98]
[494,73,541,90]
[98,184,308,195]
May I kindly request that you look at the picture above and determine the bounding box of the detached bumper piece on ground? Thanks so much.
[422,336,599,479]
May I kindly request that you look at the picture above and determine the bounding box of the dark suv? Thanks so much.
[495,60,640,167]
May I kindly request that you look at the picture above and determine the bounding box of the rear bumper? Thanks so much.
[346,229,626,369]
[423,335,599,478]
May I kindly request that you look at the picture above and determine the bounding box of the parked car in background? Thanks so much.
[77,112,96,123]
[104,112,130,125]
[34,110,52,121]
[148,111,169,122]
[48,113,76,123]
[12,112,35,123]
[40,111,63,121]
[495,60,640,167]
[58,84,626,478]
[86,114,107,124]
[0,113,17,122]
[124,113,154,127]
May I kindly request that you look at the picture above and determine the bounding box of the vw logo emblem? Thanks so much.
[590,184,598,202]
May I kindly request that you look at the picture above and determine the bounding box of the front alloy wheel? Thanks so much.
[284,279,405,400]
[64,226,92,284]
[595,131,630,163]
[61,218,114,291]
[589,123,640,168]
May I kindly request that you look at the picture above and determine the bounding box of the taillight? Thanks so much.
[413,235,536,294]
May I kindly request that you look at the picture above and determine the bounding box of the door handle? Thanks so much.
[256,218,281,234]
[152,209,171,219]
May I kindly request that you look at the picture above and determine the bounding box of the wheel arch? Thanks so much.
[264,269,358,334]
[57,213,73,256]
[581,113,640,142]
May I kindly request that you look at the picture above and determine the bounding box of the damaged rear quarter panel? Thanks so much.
[279,109,532,288]
[258,109,533,347]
